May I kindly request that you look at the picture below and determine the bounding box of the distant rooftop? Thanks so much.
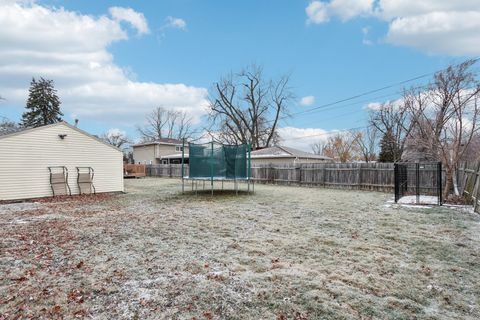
[251,146,332,160]
[133,138,184,147]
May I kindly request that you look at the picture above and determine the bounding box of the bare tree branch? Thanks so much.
[137,106,195,141]
[101,129,130,149]
[208,64,292,149]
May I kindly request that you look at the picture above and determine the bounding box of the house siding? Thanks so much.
[133,145,157,164]
[0,123,124,201]
[133,143,189,164]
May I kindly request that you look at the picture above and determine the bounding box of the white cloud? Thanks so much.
[306,0,480,55]
[165,16,187,30]
[106,128,126,137]
[109,6,150,35]
[306,0,373,24]
[365,102,383,111]
[386,11,480,56]
[306,1,330,24]
[300,95,315,106]
[277,126,334,152]
[376,0,480,20]
[361,26,373,45]
[365,97,404,111]
[0,1,208,128]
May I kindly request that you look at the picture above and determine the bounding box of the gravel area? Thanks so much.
[1,178,479,319]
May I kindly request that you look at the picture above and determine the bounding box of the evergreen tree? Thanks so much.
[378,129,397,162]
[21,77,63,127]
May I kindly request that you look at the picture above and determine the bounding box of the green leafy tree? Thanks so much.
[21,77,63,127]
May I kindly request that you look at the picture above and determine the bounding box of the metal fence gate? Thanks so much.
[394,162,442,205]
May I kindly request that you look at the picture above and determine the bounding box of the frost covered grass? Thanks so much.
[1,178,479,319]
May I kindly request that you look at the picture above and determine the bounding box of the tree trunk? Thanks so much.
[443,167,453,201]
[452,168,460,196]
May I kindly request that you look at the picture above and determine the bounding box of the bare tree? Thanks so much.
[354,126,378,163]
[137,106,194,141]
[101,129,130,149]
[369,101,413,162]
[403,60,480,198]
[208,64,292,149]
[319,131,361,163]
[0,117,21,136]
[311,141,328,155]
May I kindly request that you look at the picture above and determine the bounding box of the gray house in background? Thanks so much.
[133,142,332,166]
[133,138,188,165]
[251,146,332,165]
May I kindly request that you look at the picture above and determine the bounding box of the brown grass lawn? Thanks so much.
[1,178,479,319]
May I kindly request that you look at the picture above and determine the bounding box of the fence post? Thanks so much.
[322,166,326,187]
[415,163,420,204]
[394,163,398,203]
[357,163,362,188]
[438,162,443,206]
[270,163,274,184]
[474,174,480,213]
[473,163,480,212]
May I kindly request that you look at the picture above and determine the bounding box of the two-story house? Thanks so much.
[132,138,189,164]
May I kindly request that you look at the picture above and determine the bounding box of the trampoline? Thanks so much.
[181,141,253,195]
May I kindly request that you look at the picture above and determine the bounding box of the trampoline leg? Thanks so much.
[236,180,238,196]
[211,181,213,196]
[182,178,184,194]
[203,181,205,190]
[191,180,194,191]
[248,179,250,193]
[195,181,198,196]
[222,180,224,190]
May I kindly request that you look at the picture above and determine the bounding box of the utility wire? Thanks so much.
[188,58,480,142]
[278,58,479,123]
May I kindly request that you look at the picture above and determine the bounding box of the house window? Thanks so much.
[162,159,168,164]
[175,146,183,152]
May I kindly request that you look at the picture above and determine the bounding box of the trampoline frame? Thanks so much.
[181,139,253,195]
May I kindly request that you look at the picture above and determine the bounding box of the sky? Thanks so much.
[0,0,479,151]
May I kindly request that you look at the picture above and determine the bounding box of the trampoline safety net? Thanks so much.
[188,142,248,179]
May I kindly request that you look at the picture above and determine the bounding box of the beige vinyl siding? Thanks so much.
[157,144,188,157]
[133,145,157,164]
[133,144,189,164]
[0,123,124,201]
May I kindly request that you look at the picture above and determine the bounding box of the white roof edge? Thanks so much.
[251,155,295,159]
[133,141,185,147]
[160,153,189,159]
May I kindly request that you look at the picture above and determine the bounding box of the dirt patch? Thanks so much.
[1,178,479,319]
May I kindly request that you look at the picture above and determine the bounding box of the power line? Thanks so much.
[189,58,480,142]
[279,58,479,123]
[279,90,402,127]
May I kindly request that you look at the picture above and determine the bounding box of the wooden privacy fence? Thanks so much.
[457,162,480,213]
[251,163,395,192]
[147,164,185,178]
[147,163,396,192]
[124,164,146,178]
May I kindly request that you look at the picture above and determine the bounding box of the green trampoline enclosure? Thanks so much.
[186,142,249,180]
